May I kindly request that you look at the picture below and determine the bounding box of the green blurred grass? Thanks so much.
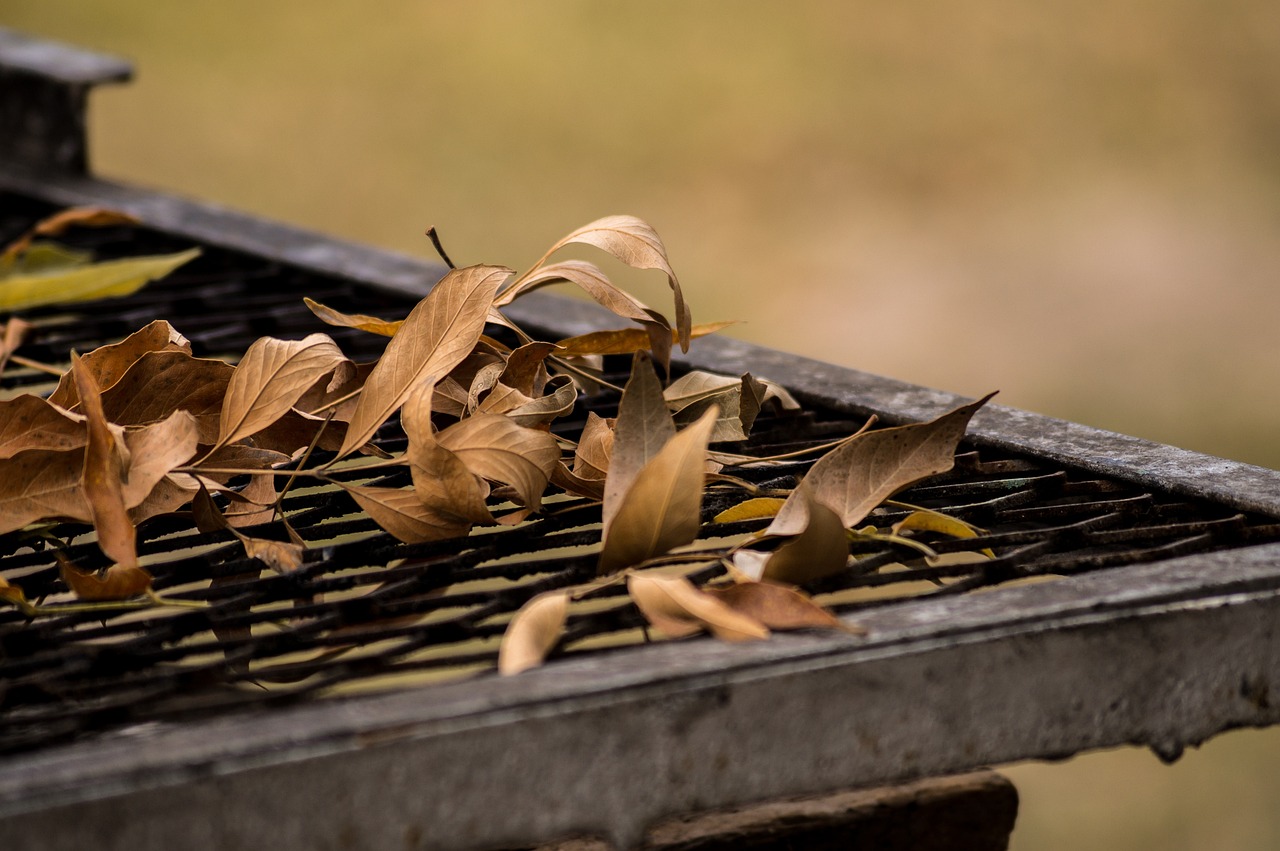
[5,3,1280,847]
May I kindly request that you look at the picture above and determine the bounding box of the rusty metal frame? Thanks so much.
[3,28,1280,851]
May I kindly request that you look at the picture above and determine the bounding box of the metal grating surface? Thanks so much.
[4,190,1280,760]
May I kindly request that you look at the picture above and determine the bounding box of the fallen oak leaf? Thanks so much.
[336,264,512,459]
[627,572,769,641]
[768,392,998,537]
[498,589,571,675]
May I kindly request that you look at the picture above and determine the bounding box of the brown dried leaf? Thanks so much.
[602,353,676,530]
[554,321,738,358]
[705,581,861,634]
[758,496,850,585]
[517,216,690,353]
[0,207,139,265]
[500,341,558,396]
[627,572,769,641]
[499,376,578,429]
[72,353,136,568]
[0,395,87,459]
[224,474,279,528]
[215,333,349,449]
[57,552,151,601]
[120,410,199,509]
[94,350,233,443]
[337,264,511,458]
[0,448,90,534]
[498,590,571,675]
[400,381,495,525]
[303,297,403,337]
[0,316,32,373]
[573,412,614,481]
[435,414,560,510]
[48,320,191,409]
[598,406,718,575]
[191,485,303,573]
[345,484,473,544]
[768,393,997,537]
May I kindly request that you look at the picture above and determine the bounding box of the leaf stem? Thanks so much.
[424,226,457,270]
[7,353,65,376]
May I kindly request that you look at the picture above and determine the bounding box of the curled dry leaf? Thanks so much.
[598,406,718,575]
[0,207,140,265]
[573,412,614,482]
[436,414,561,510]
[401,381,494,526]
[94,350,234,443]
[739,492,849,585]
[666,371,767,443]
[498,589,571,675]
[337,264,512,458]
[0,316,32,373]
[705,580,863,634]
[120,410,199,509]
[346,484,473,544]
[214,332,350,450]
[554,321,738,358]
[627,572,769,641]
[768,393,997,538]
[191,486,304,573]
[57,552,152,601]
[499,375,578,429]
[71,353,136,569]
[303,297,404,337]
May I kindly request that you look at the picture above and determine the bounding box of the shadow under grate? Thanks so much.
[2,190,1279,757]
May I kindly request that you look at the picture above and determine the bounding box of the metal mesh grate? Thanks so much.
[3,191,1279,758]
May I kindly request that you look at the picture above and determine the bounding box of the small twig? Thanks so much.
[7,353,65,377]
[424,226,457,270]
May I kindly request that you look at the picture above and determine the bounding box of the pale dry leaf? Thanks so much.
[572,412,614,481]
[345,484,473,544]
[498,590,571,675]
[627,572,769,641]
[0,317,32,373]
[436,414,561,510]
[400,380,495,525]
[705,581,861,634]
[598,406,718,575]
[759,495,850,585]
[71,353,136,569]
[224,474,279,528]
[120,410,199,509]
[602,352,676,530]
[337,264,511,458]
[48,319,191,409]
[768,393,997,537]
[1,207,140,266]
[0,395,87,459]
[93,350,233,443]
[303,297,404,337]
[215,333,349,450]
[498,376,578,429]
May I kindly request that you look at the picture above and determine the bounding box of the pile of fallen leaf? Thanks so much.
[0,208,994,676]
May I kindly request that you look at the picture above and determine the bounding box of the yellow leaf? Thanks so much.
[555,321,738,357]
[303,297,404,337]
[712,497,786,523]
[892,509,995,559]
[0,248,199,313]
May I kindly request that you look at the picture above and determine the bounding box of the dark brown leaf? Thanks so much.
[72,352,136,568]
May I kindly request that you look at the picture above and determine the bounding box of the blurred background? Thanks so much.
[5,2,1279,847]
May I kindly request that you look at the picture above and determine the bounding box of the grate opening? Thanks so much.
[3,191,1279,756]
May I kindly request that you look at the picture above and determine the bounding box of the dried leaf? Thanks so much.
[120,410,200,508]
[602,353,676,530]
[215,333,349,449]
[627,572,769,641]
[705,581,861,634]
[0,207,140,266]
[337,264,511,458]
[57,552,151,601]
[573,412,614,481]
[0,575,29,611]
[191,485,303,572]
[712,497,786,524]
[768,393,997,537]
[224,474,279,528]
[0,448,91,534]
[72,353,136,568]
[500,341,558,396]
[401,381,494,525]
[515,216,691,353]
[758,496,850,584]
[345,484,472,544]
[93,350,233,443]
[0,395,87,459]
[892,509,994,559]
[303,297,404,337]
[436,414,561,510]
[0,316,32,373]
[498,375,578,429]
[599,406,718,574]
[48,320,191,409]
[554,321,738,357]
[498,590,570,675]
[0,248,199,314]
